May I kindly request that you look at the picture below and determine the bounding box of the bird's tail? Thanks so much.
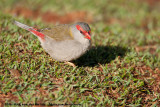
[14,21,33,31]
[14,21,45,40]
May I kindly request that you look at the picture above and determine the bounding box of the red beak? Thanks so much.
[84,33,91,40]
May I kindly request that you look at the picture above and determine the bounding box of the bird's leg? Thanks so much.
[64,61,76,67]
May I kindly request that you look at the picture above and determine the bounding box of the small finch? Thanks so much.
[14,21,92,67]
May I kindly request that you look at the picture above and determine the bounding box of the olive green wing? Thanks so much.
[41,24,74,41]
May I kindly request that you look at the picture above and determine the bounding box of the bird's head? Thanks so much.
[71,22,91,43]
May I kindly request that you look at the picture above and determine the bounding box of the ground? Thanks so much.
[0,0,160,106]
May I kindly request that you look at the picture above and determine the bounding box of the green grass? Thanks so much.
[0,0,160,106]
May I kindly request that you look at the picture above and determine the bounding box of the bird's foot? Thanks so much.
[64,61,76,67]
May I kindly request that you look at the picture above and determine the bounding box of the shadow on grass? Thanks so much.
[74,45,129,67]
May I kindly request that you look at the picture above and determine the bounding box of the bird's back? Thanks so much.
[41,24,74,41]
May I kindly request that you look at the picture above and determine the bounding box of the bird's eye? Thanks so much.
[80,30,83,34]
[88,31,91,34]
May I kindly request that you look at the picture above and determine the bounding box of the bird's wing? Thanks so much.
[41,24,74,41]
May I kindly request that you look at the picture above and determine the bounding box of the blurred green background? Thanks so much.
[0,0,160,106]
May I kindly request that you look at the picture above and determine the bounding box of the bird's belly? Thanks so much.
[41,39,90,61]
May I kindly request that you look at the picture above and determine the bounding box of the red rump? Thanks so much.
[29,29,45,39]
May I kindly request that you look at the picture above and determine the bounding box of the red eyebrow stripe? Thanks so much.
[76,25,85,32]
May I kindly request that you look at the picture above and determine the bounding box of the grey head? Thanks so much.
[70,22,91,43]
[75,22,91,32]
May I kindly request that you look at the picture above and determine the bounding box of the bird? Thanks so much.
[14,21,92,67]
